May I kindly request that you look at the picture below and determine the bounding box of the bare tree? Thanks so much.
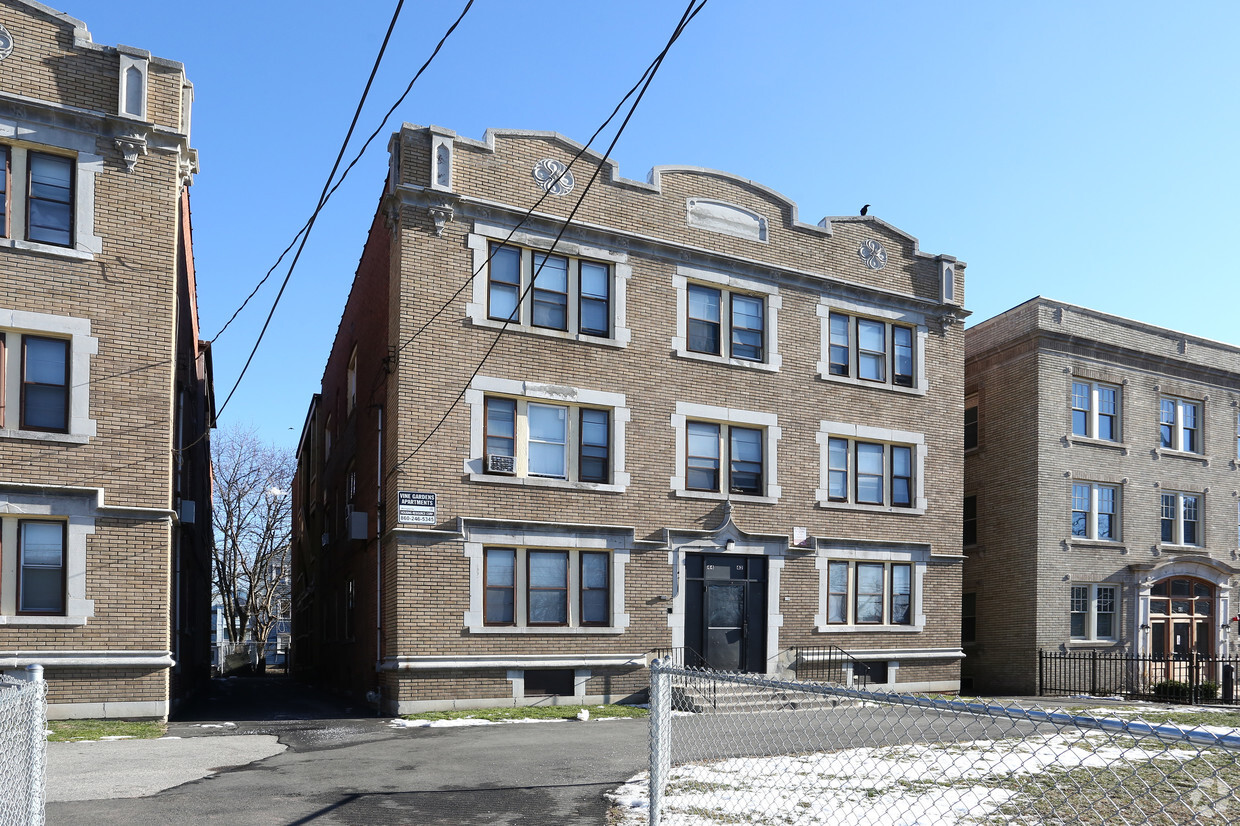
[211,424,294,671]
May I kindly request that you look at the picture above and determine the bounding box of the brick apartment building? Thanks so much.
[963,298,1240,694]
[291,124,968,713]
[0,1,214,718]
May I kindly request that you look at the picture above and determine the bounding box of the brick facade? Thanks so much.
[0,1,213,719]
[293,124,967,713]
[964,297,1240,694]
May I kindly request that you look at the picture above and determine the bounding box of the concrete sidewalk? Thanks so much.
[47,735,286,801]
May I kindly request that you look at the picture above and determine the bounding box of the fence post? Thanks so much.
[1090,650,1098,697]
[649,657,672,826]
[26,664,46,826]
[1224,664,1235,705]
[1037,649,1043,696]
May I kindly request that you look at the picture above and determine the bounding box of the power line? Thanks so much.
[391,0,709,475]
[216,0,475,419]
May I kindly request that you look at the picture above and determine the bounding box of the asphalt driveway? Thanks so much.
[46,677,649,825]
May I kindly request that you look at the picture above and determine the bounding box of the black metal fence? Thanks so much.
[1039,648,1240,704]
[791,645,872,688]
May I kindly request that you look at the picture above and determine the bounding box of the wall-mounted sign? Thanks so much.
[397,491,436,525]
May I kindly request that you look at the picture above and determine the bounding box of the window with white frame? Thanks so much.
[18,519,65,615]
[1071,380,1120,441]
[483,548,611,628]
[1071,482,1119,541]
[1160,396,1201,453]
[816,421,926,513]
[1161,491,1201,546]
[466,225,631,346]
[814,545,928,632]
[465,377,630,492]
[0,310,97,443]
[817,298,926,393]
[0,496,96,625]
[1070,584,1116,641]
[672,266,782,371]
[0,131,102,258]
[671,403,781,502]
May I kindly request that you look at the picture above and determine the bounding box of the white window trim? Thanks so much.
[815,421,926,514]
[0,119,103,259]
[1070,481,1121,543]
[670,402,782,503]
[671,265,782,372]
[1159,395,1204,457]
[465,376,631,492]
[462,523,631,635]
[465,222,632,347]
[1159,489,1203,549]
[813,545,928,633]
[0,492,97,626]
[816,297,927,395]
[1069,583,1117,643]
[118,52,149,121]
[0,308,97,443]
[1070,378,1122,444]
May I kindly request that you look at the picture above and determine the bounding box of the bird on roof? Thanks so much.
[860,204,870,216]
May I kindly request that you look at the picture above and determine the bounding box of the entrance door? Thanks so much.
[1148,577,1214,681]
[683,554,767,672]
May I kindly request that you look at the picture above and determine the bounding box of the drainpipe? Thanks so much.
[375,406,384,704]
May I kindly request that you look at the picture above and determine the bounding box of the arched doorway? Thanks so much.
[1148,576,1213,660]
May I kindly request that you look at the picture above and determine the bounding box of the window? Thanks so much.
[825,437,915,508]
[18,520,65,615]
[964,399,978,450]
[468,377,630,491]
[963,495,977,546]
[686,283,767,363]
[0,137,100,258]
[673,268,781,371]
[0,146,8,238]
[1071,380,1120,441]
[1160,396,1200,453]
[961,592,976,643]
[484,242,613,337]
[825,311,916,388]
[1161,491,1200,546]
[1070,584,1116,641]
[1071,482,1119,541]
[686,421,764,495]
[672,403,781,501]
[26,152,73,248]
[21,335,69,433]
[823,560,913,626]
[346,347,357,415]
[482,547,611,629]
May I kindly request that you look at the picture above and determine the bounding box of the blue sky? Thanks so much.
[83,0,1240,448]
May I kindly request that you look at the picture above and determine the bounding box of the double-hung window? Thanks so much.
[826,438,914,508]
[27,152,73,247]
[482,547,611,628]
[0,147,8,238]
[1161,491,1200,546]
[19,520,66,615]
[1071,482,1119,541]
[824,560,913,626]
[485,243,612,337]
[1160,396,1201,453]
[964,397,978,450]
[826,312,915,388]
[1071,380,1120,441]
[686,421,764,496]
[484,397,611,484]
[1070,584,1116,641]
[687,284,766,363]
[21,335,69,433]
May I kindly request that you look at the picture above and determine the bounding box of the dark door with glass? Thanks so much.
[684,554,767,672]
[1149,577,1213,663]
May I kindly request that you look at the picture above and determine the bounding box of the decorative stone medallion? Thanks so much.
[0,24,14,61]
[532,158,574,196]
[857,238,887,270]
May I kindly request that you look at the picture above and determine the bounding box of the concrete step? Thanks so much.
[671,682,850,714]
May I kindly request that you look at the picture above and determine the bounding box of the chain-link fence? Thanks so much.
[0,665,47,826]
[616,659,1240,825]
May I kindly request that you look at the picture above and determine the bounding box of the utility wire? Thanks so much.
[391,0,709,474]
[216,0,475,419]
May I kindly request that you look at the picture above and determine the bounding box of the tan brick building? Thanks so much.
[0,1,213,719]
[963,298,1240,695]
[292,124,968,713]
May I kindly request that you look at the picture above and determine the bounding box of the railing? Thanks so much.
[646,647,707,670]
[790,645,872,689]
[1039,648,1240,704]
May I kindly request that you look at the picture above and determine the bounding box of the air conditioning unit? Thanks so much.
[349,511,368,541]
[486,454,516,474]
[178,499,196,525]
